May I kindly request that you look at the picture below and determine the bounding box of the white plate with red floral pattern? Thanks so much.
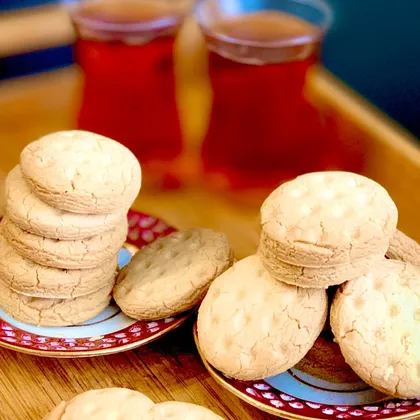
[194,325,420,420]
[0,211,193,358]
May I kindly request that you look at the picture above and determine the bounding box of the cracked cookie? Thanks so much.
[114,228,234,321]
[146,402,224,420]
[1,216,127,269]
[259,171,398,288]
[0,273,114,326]
[197,255,328,380]
[44,388,155,420]
[0,235,118,298]
[20,130,141,214]
[331,259,420,398]
[44,388,225,420]
[5,165,124,240]
[386,229,420,267]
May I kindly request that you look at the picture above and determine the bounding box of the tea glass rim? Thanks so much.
[194,0,333,49]
[64,0,190,33]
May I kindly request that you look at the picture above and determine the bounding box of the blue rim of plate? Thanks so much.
[193,324,420,420]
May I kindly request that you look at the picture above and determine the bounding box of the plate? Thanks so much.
[0,210,193,358]
[193,324,420,420]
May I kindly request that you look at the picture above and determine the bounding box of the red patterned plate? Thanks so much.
[0,211,193,358]
[193,325,420,420]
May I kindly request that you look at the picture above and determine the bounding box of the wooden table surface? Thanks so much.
[1,62,420,420]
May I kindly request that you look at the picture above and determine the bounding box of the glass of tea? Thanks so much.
[195,0,337,195]
[67,0,191,188]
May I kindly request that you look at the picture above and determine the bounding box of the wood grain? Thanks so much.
[0,51,420,420]
[0,320,274,419]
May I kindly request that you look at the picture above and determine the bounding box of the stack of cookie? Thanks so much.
[0,130,141,327]
[258,171,398,289]
[197,171,400,383]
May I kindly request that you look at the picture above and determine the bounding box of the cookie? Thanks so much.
[386,229,420,267]
[197,255,328,380]
[148,402,224,420]
[1,216,128,269]
[6,165,124,240]
[114,228,234,321]
[44,388,154,420]
[294,332,361,385]
[20,130,141,214]
[260,171,398,267]
[260,234,384,288]
[330,260,420,398]
[0,235,118,298]
[0,274,114,326]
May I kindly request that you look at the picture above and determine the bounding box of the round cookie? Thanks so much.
[0,275,114,326]
[294,332,361,385]
[114,228,234,321]
[259,234,384,288]
[0,235,118,298]
[1,216,128,269]
[386,229,420,267]
[197,255,328,380]
[148,402,224,420]
[330,260,420,398]
[44,388,154,420]
[260,171,398,267]
[6,165,124,240]
[20,130,141,214]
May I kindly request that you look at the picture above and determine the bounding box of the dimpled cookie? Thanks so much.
[260,171,398,268]
[330,260,420,398]
[1,216,127,269]
[20,130,141,214]
[0,275,114,326]
[147,402,224,420]
[6,165,124,240]
[44,388,154,420]
[0,235,118,298]
[386,229,420,267]
[197,255,328,380]
[114,228,234,321]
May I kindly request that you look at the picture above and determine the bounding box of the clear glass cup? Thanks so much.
[194,0,344,195]
[66,0,191,189]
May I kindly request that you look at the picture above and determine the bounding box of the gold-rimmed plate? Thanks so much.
[0,211,193,358]
[193,324,420,420]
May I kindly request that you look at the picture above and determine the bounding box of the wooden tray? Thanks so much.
[0,8,419,419]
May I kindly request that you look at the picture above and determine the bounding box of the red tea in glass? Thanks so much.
[195,0,341,192]
[69,0,190,188]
